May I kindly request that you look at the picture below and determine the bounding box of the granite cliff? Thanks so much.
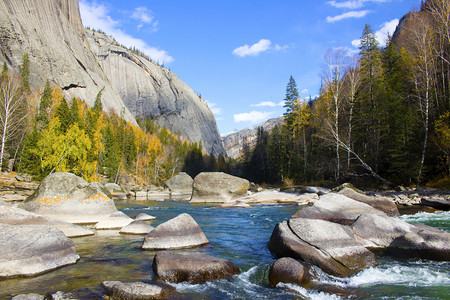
[222,117,283,159]
[0,0,224,155]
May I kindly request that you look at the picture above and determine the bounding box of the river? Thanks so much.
[0,200,449,299]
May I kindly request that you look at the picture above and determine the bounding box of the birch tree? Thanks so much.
[0,71,28,169]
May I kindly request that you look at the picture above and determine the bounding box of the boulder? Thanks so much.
[190,172,249,203]
[101,280,176,300]
[120,220,154,235]
[0,224,79,277]
[136,213,156,221]
[153,251,240,284]
[234,190,315,205]
[268,219,377,277]
[105,183,127,200]
[11,294,44,300]
[217,200,252,208]
[420,198,450,210]
[338,187,399,216]
[0,205,94,238]
[165,172,194,201]
[142,213,209,250]
[94,211,133,230]
[269,257,309,287]
[293,193,386,225]
[19,172,117,224]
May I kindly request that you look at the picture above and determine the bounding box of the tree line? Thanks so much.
[239,1,450,188]
[0,55,229,185]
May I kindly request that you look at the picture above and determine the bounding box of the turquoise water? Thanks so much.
[0,201,449,299]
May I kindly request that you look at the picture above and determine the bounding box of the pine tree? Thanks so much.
[55,97,71,133]
[20,53,30,91]
[94,87,104,114]
[283,76,299,133]
[36,80,52,130]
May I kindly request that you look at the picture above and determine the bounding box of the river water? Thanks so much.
[0,201,449,299]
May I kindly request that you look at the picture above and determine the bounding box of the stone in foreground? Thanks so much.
[11,294,44,300]
[268,219,376,277]
[0,224,79,277]
[142,213,209,250]
[94,211,133,230]
[19,172,117,224]
[120,220,154,235]
[269,257,309,287]
[101,280,176,300]
[153,251,240,284]
[190,172,249,203]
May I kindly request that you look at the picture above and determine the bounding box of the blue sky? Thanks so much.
[79,0,420,136]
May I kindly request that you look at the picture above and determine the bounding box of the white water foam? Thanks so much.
[277,283,342,300]
[399,211,450,224]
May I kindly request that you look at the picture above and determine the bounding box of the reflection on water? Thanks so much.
[0,200,448,299]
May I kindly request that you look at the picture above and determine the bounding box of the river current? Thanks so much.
[1,200,449,299]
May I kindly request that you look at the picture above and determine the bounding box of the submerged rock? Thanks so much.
[142,213,209,250]
[94,211,133,230]
[269,257,309,287]
[101,280,176,300]
[0,224,79,277]
[190,172,249,203]
[19,172,117,224]
[120,220,153,235]
[153,251,240,284]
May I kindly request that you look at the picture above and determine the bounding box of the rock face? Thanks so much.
[269,257,309,287]
[165,172,194,201]
[0,224,79,277]
[0,0,225,156]
[190,172,249,203]
[142,213,209,250]
[19,172,117,224]
[0,0,136,123]
[222,117,283,159]
[0,205,94,238]
[86,30,225,156]
[153,251,240,284]
[101,281,176,300]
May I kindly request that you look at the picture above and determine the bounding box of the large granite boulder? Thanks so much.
[0,205,94,238]
[338,187,399,216]
[352,214,450,260]
[269,257,309,287]
[190,172,249,203]
[19,172,117,224]
[420,198,450,210]
[268,219,377,277]
[94,211,133,230]
[165,172,194,201]
[101,280,176,300]
[142,213,209,250]
[0,224,79,277]
[293,193,386,225]
[153,251,240,284]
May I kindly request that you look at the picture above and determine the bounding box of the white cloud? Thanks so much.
[328,0,390,9]
[233,39,272,57]
[326,10,371,23]
[301,89,309,94]
[79,1,173,64]
[206,101,221,115]
[131,7,158,32]
[375,19,399,47]
[251,101,277,107]
[275,44,289,51]
[234,111,273,123]
[277,100,285,106]
[351,18,399,48]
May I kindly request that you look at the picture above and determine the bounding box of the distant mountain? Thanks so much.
[222,117,284,159]
[0,0,225,156]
